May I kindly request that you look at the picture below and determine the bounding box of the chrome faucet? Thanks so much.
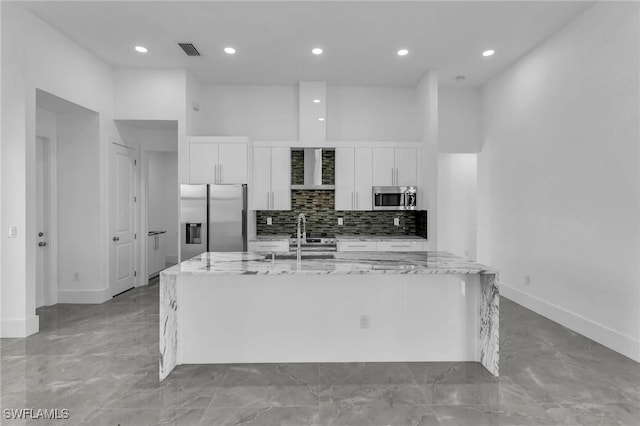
[296,213,307,263]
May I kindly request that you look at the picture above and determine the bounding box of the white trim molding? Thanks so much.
[57,287,111,304]
[1,315,40,338]
[501,283,640,363]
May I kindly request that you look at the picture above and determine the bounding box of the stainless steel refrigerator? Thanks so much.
[180,184,247,261]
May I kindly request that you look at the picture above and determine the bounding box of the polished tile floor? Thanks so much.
[1,280,638,425]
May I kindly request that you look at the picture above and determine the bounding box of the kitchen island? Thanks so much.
[159,251,499,381]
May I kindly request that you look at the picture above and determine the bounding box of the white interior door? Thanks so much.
[36,137,51,307]
[110,143,137,296]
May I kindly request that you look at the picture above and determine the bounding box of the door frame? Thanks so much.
[35,134,58,306]
[109,140,139,295]
[139,147,178,285]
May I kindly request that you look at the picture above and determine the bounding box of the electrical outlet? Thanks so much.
[393,217,400,226]
[8,226,17,238]
[360,315,370,329]
[266,217,272,225]
[338,218,343,225]
[524,275,531,286]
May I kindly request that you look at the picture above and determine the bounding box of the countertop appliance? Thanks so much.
[180,184,247,261]
[289,232,337,251]
[372,186,417,211]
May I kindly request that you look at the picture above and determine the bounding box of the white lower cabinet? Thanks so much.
[376,241,425,252]
[337,241,378,252]
[248,241,289,253]
[337,240,426,252]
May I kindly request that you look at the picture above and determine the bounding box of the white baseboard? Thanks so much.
[500,283,640,362]
[57,287,111,304]
[1,315,39,337]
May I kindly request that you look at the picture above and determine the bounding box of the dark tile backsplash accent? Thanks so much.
[291,150,304,185]
[290,149,335,185]
[322,150,335,185]
[256,190,427,237]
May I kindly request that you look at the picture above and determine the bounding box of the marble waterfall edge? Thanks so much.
[159,272,178,380]
[479,273,500,376]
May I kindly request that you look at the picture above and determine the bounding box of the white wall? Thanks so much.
[201,85,298,140]
[186,72,205,136]
[1,5,116,336]
[116,122,179,151]
[478,2,640,361]
[56,110,103,295]
[439,87,481,153]
[327,86,420,141]
[114,69,185,121]
[437,154,477,260]
[148,152,179,263]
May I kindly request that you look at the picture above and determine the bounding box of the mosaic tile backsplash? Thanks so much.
[256,190,427,237]
[291,149,335,185]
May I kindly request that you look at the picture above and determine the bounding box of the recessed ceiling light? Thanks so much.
[318,117,325,121]
[482,49,495,57]
[134,46,148,53]
[397,49,409,56]
[312,48,323,55]
[313,99,321,103]
[224,47,236,54]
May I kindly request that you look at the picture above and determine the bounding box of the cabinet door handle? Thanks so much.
[351,192,354,210]
[391,168,394,185]
[395,168,399,185]
[214,164,218,184]
[391,244,411,248]
[267,192,270,209]
[271,192,274,208]
[220,164,223,183]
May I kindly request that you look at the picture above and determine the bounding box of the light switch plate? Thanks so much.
[8,226,17,238]
[338,218,343,225]
[266,217,272,225]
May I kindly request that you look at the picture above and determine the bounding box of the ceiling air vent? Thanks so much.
[177,43,201,57]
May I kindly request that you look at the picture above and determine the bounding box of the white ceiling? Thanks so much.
[17,1,593,87]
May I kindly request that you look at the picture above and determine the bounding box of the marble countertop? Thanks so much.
[250,235,427,242]
[161,251,496,276]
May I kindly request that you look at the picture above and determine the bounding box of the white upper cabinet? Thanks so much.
[252,147,272,210]
[335,147,372,211]
[394,147,417,186]
[251,146,290,211]
[270,147,291,210]
[372,147,417,187]
[335,147,355,210]
[189,143,219,183]
[188,138,248,184]
[218,143,248,184]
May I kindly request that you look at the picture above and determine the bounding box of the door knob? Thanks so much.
[113,236,120,241]
[38,232,44,237]
[38,242,47,247]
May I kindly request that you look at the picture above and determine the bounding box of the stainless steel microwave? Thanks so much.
[372,186,417,210]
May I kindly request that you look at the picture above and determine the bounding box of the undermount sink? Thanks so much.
[265,253,336,261]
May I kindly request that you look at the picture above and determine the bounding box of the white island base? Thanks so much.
[160,252,499,381]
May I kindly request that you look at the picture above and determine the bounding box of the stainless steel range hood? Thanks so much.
[290,148,335,190]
